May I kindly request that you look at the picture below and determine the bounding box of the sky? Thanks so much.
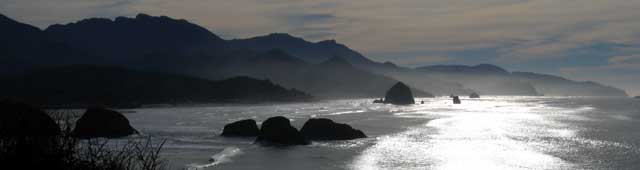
[1,0,639,95]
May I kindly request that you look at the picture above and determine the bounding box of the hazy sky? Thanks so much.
[2,0,639,95]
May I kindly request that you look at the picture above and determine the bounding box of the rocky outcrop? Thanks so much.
[470,93,480,98]
[300,118,366,140]
[72,107,138,138]
[635,96,640,99]
[0,101,60,137]
[255,116,309,146]
[221,119,259,137]
[453,96,461,104]
[384,82,415,105]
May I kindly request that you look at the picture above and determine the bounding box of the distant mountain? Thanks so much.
[3,14,423,98]
[302,56,433,98]
[229,33,376,65]
[410,64,626,96]
[417,64,509,75]
[512,72,627,96]
[0,13,627,97]
[0,65,312,107]
[222,53,433,98]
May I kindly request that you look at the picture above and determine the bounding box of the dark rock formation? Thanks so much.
[221,119,259,137]
[0,101,60,136]
[255,116,309,146]
[470,93,480,98]
[72,107,138,138]
[300,118,366,140]
[384,82,415,105]
[635,96,640,99]
[453,96,461,104]
[373,98,384,103]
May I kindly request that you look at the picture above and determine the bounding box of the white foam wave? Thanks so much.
[185,147,243,170]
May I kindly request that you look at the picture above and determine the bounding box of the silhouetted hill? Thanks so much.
[223,54,433,98]
[0,13,77,73]
[45,13,225,52]
[0,13,627,97]
[417,64,509,75]
[512,72,628,96]
[410,64,626,96]
[229,33,375,65]
[43,13,230,74]
[0,65,312,108]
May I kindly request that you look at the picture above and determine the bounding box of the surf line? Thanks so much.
[186,147,243,170]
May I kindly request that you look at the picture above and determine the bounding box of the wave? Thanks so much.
[185,147,243,170]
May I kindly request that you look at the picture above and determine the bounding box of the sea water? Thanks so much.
[124,96,640,170]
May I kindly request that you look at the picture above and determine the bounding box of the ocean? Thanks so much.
[123,96,640,170]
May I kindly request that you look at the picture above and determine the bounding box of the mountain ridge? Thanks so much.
[0,13,627,97]
[0,65,312,107]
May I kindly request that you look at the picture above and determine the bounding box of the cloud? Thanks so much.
[607,54,640,70]
[0,0,137,28]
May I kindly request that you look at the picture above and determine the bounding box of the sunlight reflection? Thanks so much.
[352,96,577,170]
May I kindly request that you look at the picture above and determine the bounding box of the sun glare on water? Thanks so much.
[352,97,578,170]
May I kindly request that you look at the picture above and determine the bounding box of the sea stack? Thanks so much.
[470,92,480,98]
[300,118,366,140]
[221,119,260,137]
[72,107,138,138]
[384,82,415,105]
[255,116,309,146]
[453,96,461,104]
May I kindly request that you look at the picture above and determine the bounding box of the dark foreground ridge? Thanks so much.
[0,65,312,108]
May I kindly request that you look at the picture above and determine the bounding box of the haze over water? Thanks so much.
[125,97,640,170]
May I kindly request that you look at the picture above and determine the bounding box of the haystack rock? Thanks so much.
[384,82,415,105]
[300,118,366,140]
[221,119,259,137]
[72,107,138,138]
[255,116,309,146]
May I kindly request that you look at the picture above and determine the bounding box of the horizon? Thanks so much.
[2,0,639,96]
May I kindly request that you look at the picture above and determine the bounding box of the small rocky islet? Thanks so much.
[72,107,139,138]
[221,116,366,146]
[470,92,480,98]
[0,101,139,139]
[372,82,416,105]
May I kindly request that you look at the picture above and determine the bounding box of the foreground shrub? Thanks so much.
[0,109,166,170]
